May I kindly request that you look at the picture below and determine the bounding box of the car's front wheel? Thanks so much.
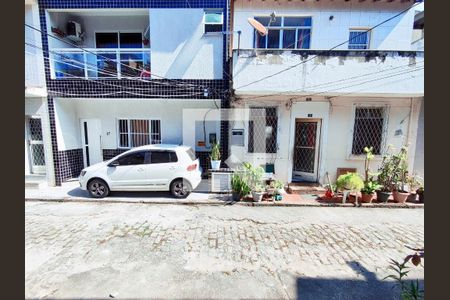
[170,179,192,199]
[87,178,110,198]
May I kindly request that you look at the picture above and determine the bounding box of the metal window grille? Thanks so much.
[351,107,386,155]
[348,30,370,50]
[248,107,278,153]
[118,119,161,148]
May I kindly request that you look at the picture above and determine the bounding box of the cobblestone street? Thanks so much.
[25,202,424,299]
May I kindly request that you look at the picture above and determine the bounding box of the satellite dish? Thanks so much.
[247,18,267,36]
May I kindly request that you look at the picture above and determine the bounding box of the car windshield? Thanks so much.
[186,148,196,161]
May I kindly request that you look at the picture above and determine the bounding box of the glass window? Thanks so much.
[204,11,223,33]
[248,107,278,154]
[348,30,370,49]
[150,151,172,164]
[186,148,197,161]
[282,29,296,49]
[267,30,280,48]
[119,33,142,48]
[116,151,148,166]
[95,33,118,48]
[253,16,312,49]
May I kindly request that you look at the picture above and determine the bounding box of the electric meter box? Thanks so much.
[231,129,244,146]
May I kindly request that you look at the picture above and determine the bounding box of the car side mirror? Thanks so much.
[108,161,119,167]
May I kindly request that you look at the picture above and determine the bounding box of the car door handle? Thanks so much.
[137,168,144,172]
[169,166,176,170]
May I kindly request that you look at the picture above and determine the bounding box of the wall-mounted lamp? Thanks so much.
[329,15,334,21]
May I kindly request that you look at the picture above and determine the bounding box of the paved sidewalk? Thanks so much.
[25,180,424,208]
[25,202,424,299]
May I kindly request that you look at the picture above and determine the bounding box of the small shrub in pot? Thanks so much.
[210,142,221,170]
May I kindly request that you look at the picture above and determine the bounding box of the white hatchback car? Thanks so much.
[79,144,202,198]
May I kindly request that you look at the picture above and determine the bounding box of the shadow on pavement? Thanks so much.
[296,261,424,300]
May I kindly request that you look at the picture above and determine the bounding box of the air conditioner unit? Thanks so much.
[66,21,83,42]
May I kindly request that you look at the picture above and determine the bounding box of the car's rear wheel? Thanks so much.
[88,179,110,198]
[170,179,192,198]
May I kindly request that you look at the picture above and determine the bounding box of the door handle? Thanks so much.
[137,168,144,172]
[169,166,176,170]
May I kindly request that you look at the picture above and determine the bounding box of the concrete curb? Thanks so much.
[25,197,424,208]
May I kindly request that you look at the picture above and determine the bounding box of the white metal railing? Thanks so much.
[49,48,151,79]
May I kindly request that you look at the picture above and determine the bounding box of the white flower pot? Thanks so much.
[211,160,221,170]
[252,191,264,202]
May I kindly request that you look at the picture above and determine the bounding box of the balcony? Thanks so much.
[232,49,424,97]
[49,48,151,79]
[46,9,151,80]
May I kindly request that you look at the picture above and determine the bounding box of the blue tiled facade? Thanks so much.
[37,0,231,185]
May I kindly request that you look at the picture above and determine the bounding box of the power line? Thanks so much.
[25,50,207,98]
[289,66,424,101]
[240,60,424,101]
[234,2,422,90]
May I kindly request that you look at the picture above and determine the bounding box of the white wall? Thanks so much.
[413,98,424,177]
[54,99,81,150]
[233,50,424,95]
[25,4,46,89]
[150,9,223,79]
[233,0,416,50]
[54,98,220,151]
[230,96,422,184]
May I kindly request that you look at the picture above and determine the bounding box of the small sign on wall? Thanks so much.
[308,114,313,118]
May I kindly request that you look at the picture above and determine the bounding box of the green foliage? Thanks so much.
[336,173,364,191]
[363,146,375,183]
[377,146,409,192]
[361,181,382,194]
[242,162,265,191]
[273,180,284,190]
[383,259,424,300]
[231,173,251,198]
[210,142,221,161]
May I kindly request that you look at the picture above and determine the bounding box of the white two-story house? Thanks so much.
[32,0,231,186]
[229,0,424,184]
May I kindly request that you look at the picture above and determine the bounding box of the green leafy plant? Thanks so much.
[383,246,424,300]
[231,172,251,199]
[242,162,265,191]
[361,181,382,194]
[391,147,409,192]
[408,174,423,193]
[210,142,221,161]
[377,145,401,192]
[336,173,364,191]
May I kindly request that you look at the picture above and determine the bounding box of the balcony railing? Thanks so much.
[49,48,151,80]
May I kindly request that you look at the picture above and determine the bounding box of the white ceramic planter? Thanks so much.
[211,160,221,170]
[252,191,264,202]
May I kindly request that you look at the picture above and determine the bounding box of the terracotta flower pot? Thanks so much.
[393,190,409,203]
[361,192,375,203]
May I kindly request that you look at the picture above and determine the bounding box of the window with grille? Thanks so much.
[348,30,370,49]
[118,119,161,148]
[248,107,278,153]
[351,107,386,155]
[254,16,312,49]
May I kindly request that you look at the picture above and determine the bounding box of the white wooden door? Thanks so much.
[80,119,102,167]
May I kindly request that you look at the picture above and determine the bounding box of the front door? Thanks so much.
[292,119,321,182]
[80,119,102,167]
[25,116,46,174]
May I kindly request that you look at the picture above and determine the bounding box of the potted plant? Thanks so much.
[210,142,221,170]
[416,186,424,203]
[391,147,409,203]
[231,172,250,201]
[336,172,364,204]
[361,181,382,203]
[407,174,423,202]
[361,147,381,203]
[376,146,396,202]
[252,183,265,202]
[242,162,266,202]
